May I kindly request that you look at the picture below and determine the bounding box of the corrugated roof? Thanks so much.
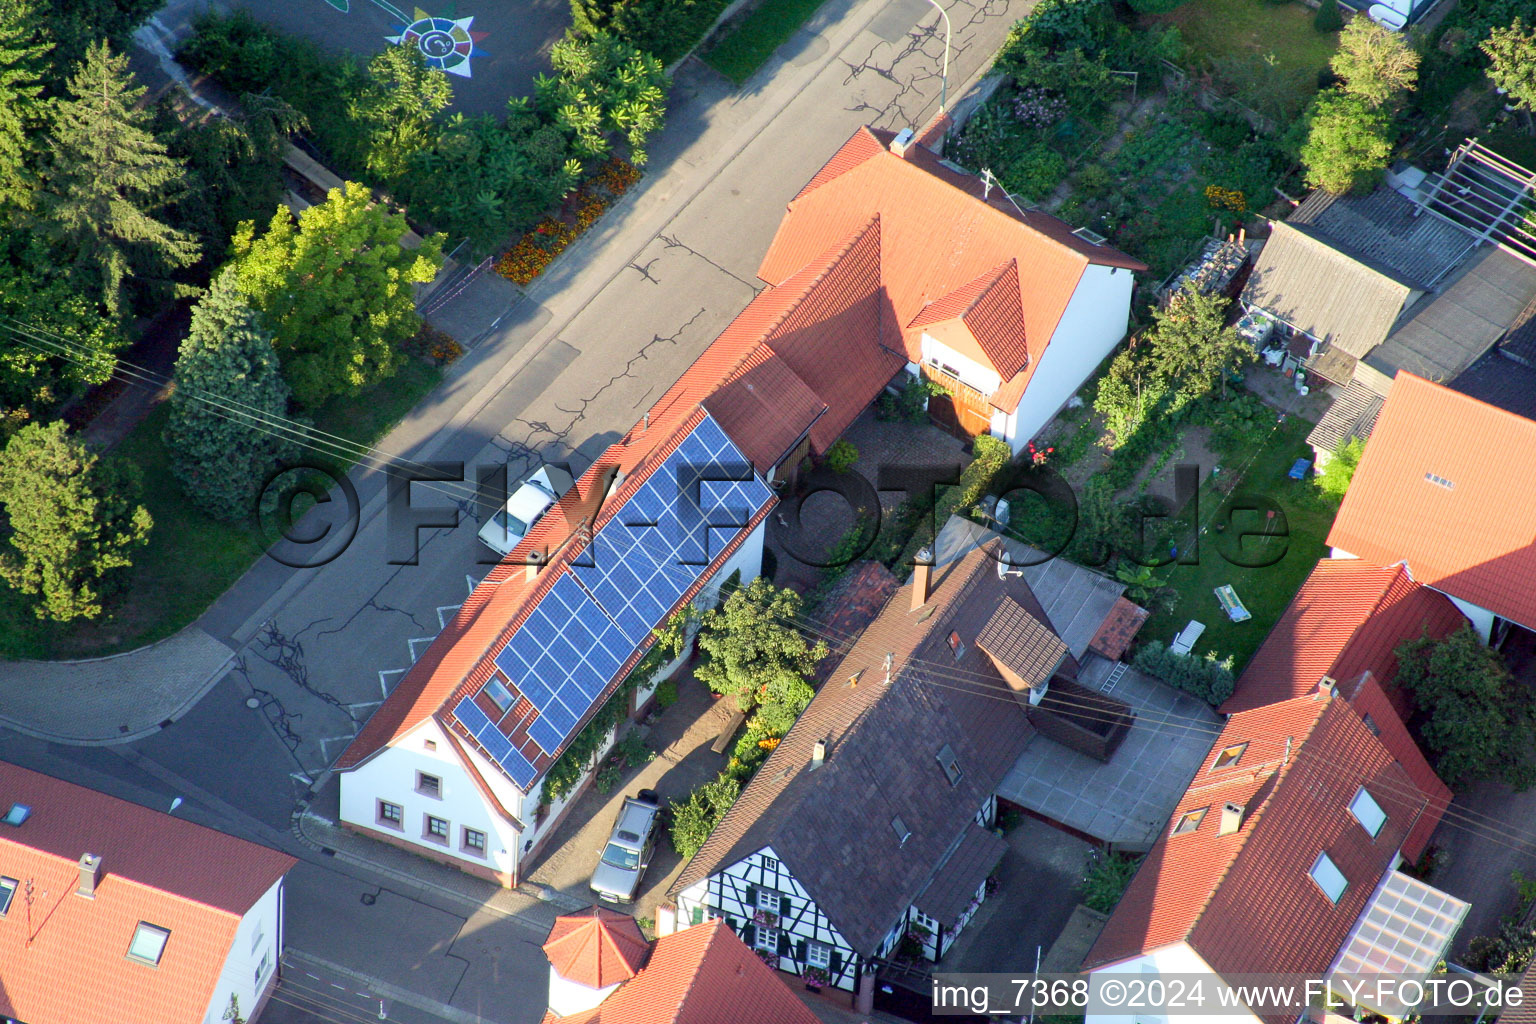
[1307,379,1385,455]
[0,761,296,1024]
[670,547,1047,956]
[1327,371,1536,630]
[1290,187,1476,290]
[1084,695,1435,1024]
[1367,245,1536,382]
[1242,221,1412,358]
[540,919,819,1024]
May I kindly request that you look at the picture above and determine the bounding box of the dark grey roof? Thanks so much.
[1307,380,1384,455]
[1449,349,1536,420]
[1501,293,1536,366]
[933,516,1125,659]
[1291,187,1476,290]
[914,823,1007,927]
[670,548,1041,957]
[1367,246,1536,382]
[1241,222,1413,358]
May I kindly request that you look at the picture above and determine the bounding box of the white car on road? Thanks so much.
[477,465,575,556]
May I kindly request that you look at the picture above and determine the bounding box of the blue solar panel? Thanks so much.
[528,716,565,754]
[455,698,494,737]
[499,743,538,789]
[477,410,770,775]
[480,727,514,764]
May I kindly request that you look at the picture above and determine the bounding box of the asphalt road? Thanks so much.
[0,0,1032,1018]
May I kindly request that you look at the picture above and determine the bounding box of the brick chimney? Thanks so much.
[911,549,933,609]
[76,853,102,898]
[525,548,546,582]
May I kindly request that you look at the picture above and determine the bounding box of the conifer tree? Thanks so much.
[0,0,50,211]
[0,421,152,621]
[164,270,298,523]
[28,40,200,313]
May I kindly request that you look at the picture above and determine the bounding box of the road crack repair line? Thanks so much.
[657,234,760,290]
[506,306,709,459]
[841,0,1002,128]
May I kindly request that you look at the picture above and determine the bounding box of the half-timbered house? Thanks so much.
[668,544,1100,1012]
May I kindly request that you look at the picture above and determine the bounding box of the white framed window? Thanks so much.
[254,948,272,986]
[1349,787,1386,837]
[756,925,780,953]
[807,941,831,967]
[761,856,779,873]
[127,922,171,965]
[1310,852,1348,903]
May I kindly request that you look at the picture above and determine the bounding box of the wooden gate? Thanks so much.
[921,366,994,441]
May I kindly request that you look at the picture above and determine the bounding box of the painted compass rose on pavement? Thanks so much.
[387,9,488,78]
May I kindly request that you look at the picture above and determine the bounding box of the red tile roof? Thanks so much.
[1221,559,1466,714]
[908,261,1030,378]
[703,347,826,475]
[0,761,296,1024]
[1327,371,1536,630]
[1087,597,1150,661]
[761,129,1144,395]
[1084,695,1443,1023]
[540,919,819,1024]
[544,908,650,988]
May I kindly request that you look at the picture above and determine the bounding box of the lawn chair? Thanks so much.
[1215,584,1252,622]
[1170,620,1206,656]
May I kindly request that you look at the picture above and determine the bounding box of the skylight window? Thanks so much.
[1424,472,1454,490]
[891,816,912,846]
[481,677,514,715]
[947,631,965,659]
[1349,787,1387,837]
[127,922,171,965]
[2,803,30,826]
[0,876,16,915]
[1310,852,1348,903]
[1172,807,1208,835]
[1212,743,1248,771]
[936,744,963,787]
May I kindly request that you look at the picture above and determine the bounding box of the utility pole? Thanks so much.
[921,0,951,112]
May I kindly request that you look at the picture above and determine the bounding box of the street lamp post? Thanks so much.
[922,0,952,112]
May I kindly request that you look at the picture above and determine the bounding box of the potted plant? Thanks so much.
[753,908,780,927]
[803,965,829,990]
[755,947,779,970]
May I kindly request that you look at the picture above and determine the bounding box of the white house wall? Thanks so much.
[1443,593,1495,642]
[199,875,284,1024]
[1001,264,1133,453]
[921,332,1005,395]
[680,846,864,991]
[338,718,522,880]
[1086,942,1261,1024]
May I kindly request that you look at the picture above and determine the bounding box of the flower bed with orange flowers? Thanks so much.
[495,157,642,286]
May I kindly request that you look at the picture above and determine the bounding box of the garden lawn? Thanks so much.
[1139,416,1337,674]
[0,358,445,661]
[1153,0,1337,117]
[703,0,829,85]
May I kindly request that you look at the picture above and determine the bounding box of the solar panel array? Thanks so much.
[455,413,772,789]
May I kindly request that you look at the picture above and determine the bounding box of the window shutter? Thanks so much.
[745,883,757,907]
[742,923,756,947]
[691,906,704,925]
[796,938,808,962]
[779,895,792,916]
[829,950,843,975]
[778,932,791,956]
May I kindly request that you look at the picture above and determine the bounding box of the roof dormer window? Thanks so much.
[127,922,171,965]
[1212,742,1248,771]
[1172,807,1208,835]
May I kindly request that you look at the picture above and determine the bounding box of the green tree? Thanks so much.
[693,576,827,736]
[0,0,50,211]
[1330,17,1419,108]
[669,772,740,858]
[0,421,152,621]
[535,31,668,165]
[229,181,444,407]
[1483,18,1536,133]
[347,43,452,182]
[27,41,200,313]
[1314,0,1343,33]
[164,270,299,523]
[1145,287,1253,398]
[1314,435,1365,502]
[39,0,160,83]
[1297,88,1394,195]
[1396,625,1536,789]
[0,235,125,432]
